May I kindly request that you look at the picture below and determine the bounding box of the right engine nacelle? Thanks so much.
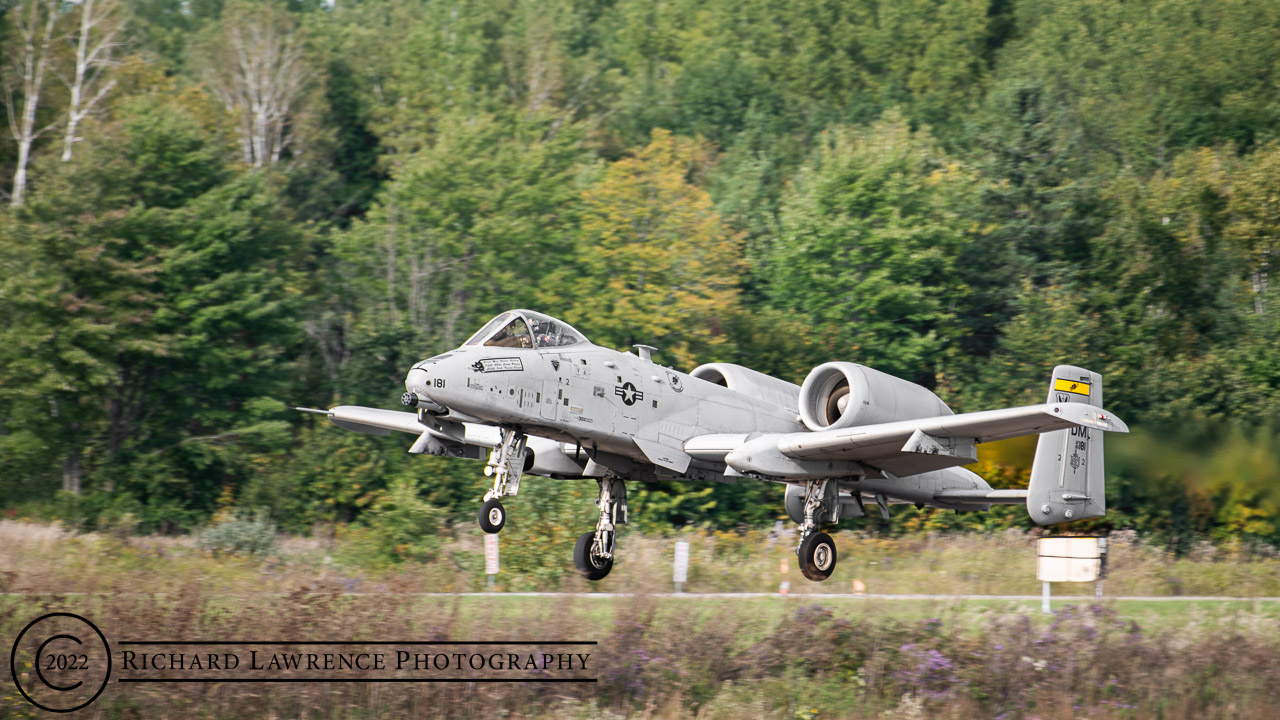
[797,362,952,431]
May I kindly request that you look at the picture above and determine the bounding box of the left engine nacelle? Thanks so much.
[797,362,951,431]
[690,362,801,410]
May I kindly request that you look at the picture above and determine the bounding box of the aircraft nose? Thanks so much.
[403,355,459,411]
[406,366,429,392]
[403,366,434,407]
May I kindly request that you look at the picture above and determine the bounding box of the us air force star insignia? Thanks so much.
[615,382,644,406]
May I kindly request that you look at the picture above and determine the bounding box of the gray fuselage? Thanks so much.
[405,343,803,466]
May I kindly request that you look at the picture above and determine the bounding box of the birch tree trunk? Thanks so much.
[60,0,124,162]
[202,5,311,169]
[62,420,82,495]
[62,451,82,494]
[4,0,60,207]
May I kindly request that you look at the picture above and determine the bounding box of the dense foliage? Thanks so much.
[1,0,1278,549]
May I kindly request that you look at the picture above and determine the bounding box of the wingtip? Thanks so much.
[1046,402,1130,433]
[1094,408,1129,433]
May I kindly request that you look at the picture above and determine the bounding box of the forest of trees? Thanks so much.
[1,0,1278,550]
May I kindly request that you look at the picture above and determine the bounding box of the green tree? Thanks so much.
[0,95,304,530]
[334,111,589,351]
[763,111,973,384]
[955,79,1104,360]
[557,128,743,368]
[493,477,597,589]
[992,0,1280,169]
[340,475,445,565]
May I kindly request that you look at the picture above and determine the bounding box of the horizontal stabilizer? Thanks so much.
[934,488,1028,505]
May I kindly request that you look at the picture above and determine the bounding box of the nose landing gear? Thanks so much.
[479,428,526,534]
[479,498,506,533]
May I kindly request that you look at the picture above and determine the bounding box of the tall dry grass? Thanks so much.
[3,520,1279,597]
[4,589,1278,719]
[3,520,1280,717]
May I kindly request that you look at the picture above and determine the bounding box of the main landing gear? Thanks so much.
[798,530,837,582]
[575,477,626,581]
[478,429,527,534]
[796,479,840,582]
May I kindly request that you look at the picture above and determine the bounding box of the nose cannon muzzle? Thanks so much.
[402,389,446,413]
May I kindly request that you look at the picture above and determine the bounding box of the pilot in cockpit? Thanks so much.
[531,318,581,348]
[485,317,533,348]
[466,311,585,350]
[532,319,559,348]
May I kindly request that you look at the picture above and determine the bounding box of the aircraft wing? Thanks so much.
[297,405,590,476]
[689,402,1128,479]
[296,405,501,447]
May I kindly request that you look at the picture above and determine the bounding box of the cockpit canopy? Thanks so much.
[463,310,587,349]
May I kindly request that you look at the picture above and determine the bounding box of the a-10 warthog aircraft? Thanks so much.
[299,309,1128,582]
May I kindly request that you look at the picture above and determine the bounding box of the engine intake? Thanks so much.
[797,362,951,431]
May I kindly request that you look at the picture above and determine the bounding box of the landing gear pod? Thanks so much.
[784,483,866,525]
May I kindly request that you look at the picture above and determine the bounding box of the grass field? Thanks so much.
[4,520,1280,598]
[5,592,1279,719]
[3,521,1280,718]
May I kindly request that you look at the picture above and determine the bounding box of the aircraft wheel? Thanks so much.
[479,498,506,534]
[574,531,613,581]
[799,531,837,582]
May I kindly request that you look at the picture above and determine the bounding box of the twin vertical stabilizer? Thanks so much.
[1027,365,1107,525]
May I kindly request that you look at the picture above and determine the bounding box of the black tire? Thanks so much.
[573,531,613,581]
[479,498,506,534]
[798,532,837,582]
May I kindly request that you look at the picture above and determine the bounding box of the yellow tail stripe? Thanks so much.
[1053,378,1091,396]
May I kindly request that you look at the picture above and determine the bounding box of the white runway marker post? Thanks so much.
[485,533,500,592]
[673,541,689,593]
[1037,536,1105,614]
